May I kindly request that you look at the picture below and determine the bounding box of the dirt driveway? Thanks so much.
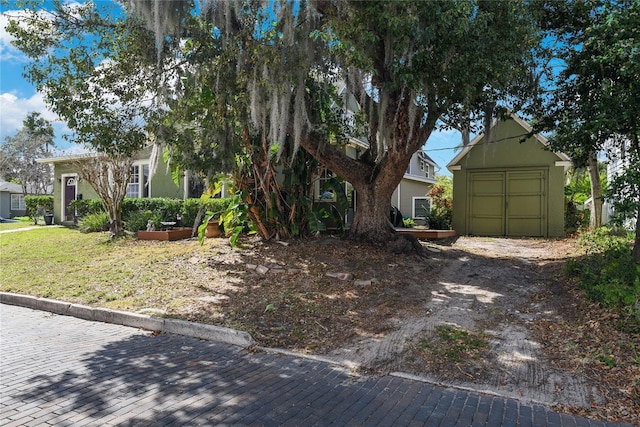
[324,237,600,408]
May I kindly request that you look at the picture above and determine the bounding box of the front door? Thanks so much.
[63,176,77,221]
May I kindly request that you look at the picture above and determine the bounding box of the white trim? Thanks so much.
[127,161,151,198]
[183,174,189,200]
[555,161,572,167]
[10,193,26,210]
[396,182,401,208]
[449,165,462,171]
[402,174,437,184]
[60,173,78,222]
[412,196,431,219]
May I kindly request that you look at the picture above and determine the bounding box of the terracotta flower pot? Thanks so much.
[205,220,221,238]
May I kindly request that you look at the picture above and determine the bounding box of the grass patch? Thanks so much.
[0,221,42,230]
[0,227,216,313]
[418,325,489,363]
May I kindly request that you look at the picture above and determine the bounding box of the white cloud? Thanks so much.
[1,12,21,62]
[1,92,52,131]
[0,91,69,140]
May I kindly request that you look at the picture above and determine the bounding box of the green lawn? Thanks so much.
[0,227,218,312]
[0,221,41,230]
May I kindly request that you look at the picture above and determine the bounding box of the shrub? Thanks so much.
[402,217,415,228]
[68,199,105,218]
[565,200,589,235]
[78,212,110,233]
[124,210,162,232]
[64,196,233,230]
[423,181,453,230]
[122,198,183,224]
[182,197,233,228]
[24,195,54,224]
[566,227,640,331]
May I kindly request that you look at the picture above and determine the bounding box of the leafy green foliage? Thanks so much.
[121,198,182,226]
[565,200,589,235]
[78,212,110,233]
[606,159,640,230]
[566,227,640,331]
[218,191,256,247]
[70,196,232,232]
[24,195,53,224]
[402,218,416,228]
[68,199,105,218]
[533,0,640,259]
[124,210,161,233]
[6,1,159,156]
[423,177,453,230]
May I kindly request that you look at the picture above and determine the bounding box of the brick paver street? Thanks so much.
[1,304,632,426]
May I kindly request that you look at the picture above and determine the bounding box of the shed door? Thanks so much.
[469,172,505,236]
[469,170,546,237]
[506,170,546,237]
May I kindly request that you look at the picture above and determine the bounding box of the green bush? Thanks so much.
[122,198,183,224]
[402,217,416,228]
[124,210,162,232]
[565,200,589,235]
[24,195,54,224]
[423,181,453,230]
[78,212,110,233]
[181,197,233,228]
[565,227,640,331]
[68,199,105,217]
[66,196,233,230]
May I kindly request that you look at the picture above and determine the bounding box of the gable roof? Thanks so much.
[446,112,570,172]
[0,180,23,193]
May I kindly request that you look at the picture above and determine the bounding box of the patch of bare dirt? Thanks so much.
[157,235,638,426]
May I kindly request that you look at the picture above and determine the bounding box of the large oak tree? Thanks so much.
[129,0,542,246]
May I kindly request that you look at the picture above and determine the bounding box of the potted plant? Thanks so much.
[204,215,222,238]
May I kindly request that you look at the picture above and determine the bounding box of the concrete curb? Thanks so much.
[0,292,254,348]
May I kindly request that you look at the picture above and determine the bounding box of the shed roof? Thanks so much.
[446,112,571,172]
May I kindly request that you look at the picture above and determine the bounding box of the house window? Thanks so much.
[126,163,150,198]
[11,194,26,210]
[412,197,431,219]
[420,161,432,178]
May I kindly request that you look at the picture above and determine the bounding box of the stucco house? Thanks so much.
[447,113,571,237]
[37,146,225,225]
[0,180,27,219]
[41,135,437,227]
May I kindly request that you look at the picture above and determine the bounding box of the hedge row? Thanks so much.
[69,197,232,231]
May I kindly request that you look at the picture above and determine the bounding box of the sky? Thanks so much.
[0,2,462,175]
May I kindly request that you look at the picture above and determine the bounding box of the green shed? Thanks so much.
[447,113,571,238]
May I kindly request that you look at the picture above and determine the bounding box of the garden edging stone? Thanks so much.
[0,292,254,348]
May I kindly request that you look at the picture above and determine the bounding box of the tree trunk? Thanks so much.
[349,181,395,245]
[587,151,603,229]
[634,205,640,264]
